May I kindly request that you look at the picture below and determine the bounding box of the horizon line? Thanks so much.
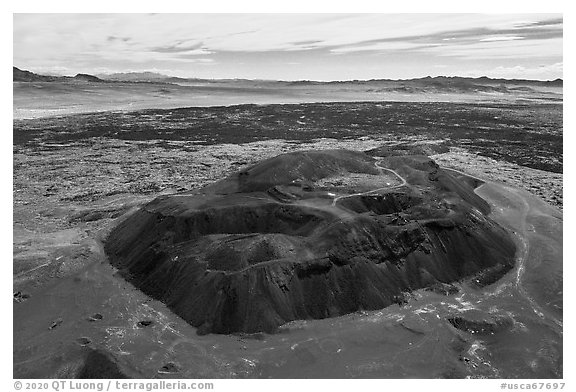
[13,66,563,84]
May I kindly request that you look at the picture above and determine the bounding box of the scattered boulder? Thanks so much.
[136,320,154,328]
[87,313,103,322]
[49,318,63,330]
[13,291,30,303]
[158,362,180,374]
[447,310,514,335]
[76,337,91,346]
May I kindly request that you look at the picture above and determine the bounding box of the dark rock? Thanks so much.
[158,362,180,374]
[87,313,103,322]
[76,337,92,346]
[447,311,514,335]
[468,263,515,287]
[49,318,63,330]
[426,282,460,296]
[136,320,154,328]
[76,348,131,379]
[105,149,516,334]
[13,291,30,303]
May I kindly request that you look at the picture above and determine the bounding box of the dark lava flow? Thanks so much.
[105,149,516,334]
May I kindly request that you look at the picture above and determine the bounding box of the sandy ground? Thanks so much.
[13,81,562,120]
[431,147,562,210]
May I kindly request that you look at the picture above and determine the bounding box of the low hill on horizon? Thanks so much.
[13,67,58,82]
[13,67,106,83]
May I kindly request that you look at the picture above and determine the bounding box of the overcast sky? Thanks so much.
[13,13,563,81]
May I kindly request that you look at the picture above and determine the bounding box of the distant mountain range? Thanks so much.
[13,67,106,83]
[13,67,59,82]
[95,71,181,82]
[13,66,563,87]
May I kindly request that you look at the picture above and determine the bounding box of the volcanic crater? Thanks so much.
[104,149,517,334]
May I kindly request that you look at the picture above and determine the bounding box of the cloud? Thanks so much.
[479,36,524,42]
[172,56,215,63]
[330,42,442,54]
[514,18,563,28]
[23,65,74,76]
[461,62,563,80]
[12,14,563,80]
[150,43,205,53]
[291,40,324,46]
[427,37,563,60]
[326,19,561,54]
[107,36,131,43]
[13,13,562,56]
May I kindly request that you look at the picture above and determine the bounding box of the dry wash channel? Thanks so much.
[104,149,517,334]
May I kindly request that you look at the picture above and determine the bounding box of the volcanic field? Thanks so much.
[13,72,563,378]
